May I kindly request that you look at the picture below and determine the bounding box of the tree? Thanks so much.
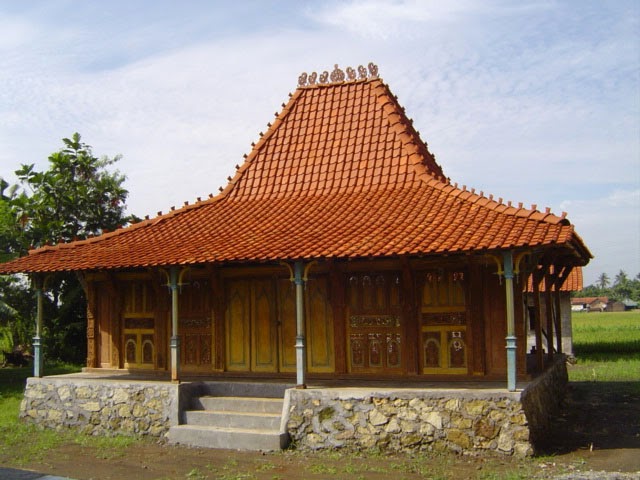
[1,133,135,363]
[612,269,632,301]
[597,272,610,290]
[13,133,131,250]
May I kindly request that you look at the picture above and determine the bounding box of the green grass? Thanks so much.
[0,364,150,465]
[569,311,640,382]
[0,364,82,464]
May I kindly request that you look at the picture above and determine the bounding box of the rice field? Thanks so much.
[569,310,640,382]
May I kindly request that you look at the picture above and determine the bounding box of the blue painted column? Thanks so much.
[503,251,517,391]
[294,261,307,388]
[33,282,44,378]
[169,267,180,382]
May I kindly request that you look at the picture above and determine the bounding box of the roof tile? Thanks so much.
[0,75,591,274]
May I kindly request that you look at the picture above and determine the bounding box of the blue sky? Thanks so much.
[1,0,638,286]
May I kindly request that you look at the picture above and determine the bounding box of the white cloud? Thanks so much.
[560,190,640,285]
[0,1,638,282]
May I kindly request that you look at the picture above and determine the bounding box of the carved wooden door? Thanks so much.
[419,269,468,374]
[225,278,278,372]
[179,278,213,372]
[225,276,334,373]
[346,272,403,374]
[121,281,156,369]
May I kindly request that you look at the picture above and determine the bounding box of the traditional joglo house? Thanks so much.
[0,64,591,455]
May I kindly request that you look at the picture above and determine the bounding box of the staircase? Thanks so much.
[167,382,290,451]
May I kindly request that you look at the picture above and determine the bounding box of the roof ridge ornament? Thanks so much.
[298,62,379,87]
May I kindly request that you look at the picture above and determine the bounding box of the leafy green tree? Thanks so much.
[1,133,135,363]
[13,133,130,250]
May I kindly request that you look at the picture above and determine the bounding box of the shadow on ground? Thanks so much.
[547,381,639,452]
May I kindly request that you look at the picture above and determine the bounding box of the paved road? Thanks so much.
[0,467,72,480]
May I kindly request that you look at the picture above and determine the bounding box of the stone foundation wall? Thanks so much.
[20,377,179,436]
[285,388,534,457]
[521,354,568,448]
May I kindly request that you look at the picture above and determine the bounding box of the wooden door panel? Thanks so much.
[252,280,277,371]
[307,278,334,372]
[347,272,403,373]
[226,280,250,371]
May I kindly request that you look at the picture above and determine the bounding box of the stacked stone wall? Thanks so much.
[286,389,534,457]
[520,354,568,448]
[20,377,179,436]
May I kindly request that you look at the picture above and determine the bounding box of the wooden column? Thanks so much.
[503,251,517,391]
[544,271,555,363]
[531,268,545,372]
[78,274,99,369]
[169,267,180,382]
[552,265,572,355]
[31,274,45,378]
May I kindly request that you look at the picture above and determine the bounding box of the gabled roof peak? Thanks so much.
[298,62,379,88]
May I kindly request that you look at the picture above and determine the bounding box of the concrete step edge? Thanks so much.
[189,410,281,418]
[170,424,282,435]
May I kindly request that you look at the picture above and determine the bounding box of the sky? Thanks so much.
[0,0,638,286]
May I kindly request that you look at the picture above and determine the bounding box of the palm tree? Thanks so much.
[597,272,610,290]
[614,270,629,287]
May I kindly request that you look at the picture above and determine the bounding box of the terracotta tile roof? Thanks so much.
[525,267,583,292]
[571,296,608,305]
[0,66,592,274]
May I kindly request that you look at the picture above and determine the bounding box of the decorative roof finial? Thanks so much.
[330,64,345,82]
[297,62,380,87]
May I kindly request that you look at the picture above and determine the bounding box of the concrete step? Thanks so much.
[167,424,289,451]
[194,396,283,414]
[184,410,281,430]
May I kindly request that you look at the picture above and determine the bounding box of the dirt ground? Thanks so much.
[1,381,638,480]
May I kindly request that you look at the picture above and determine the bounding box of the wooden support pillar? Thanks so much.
[31,275,45,378]
[169,267,180,382]
[503,251,517,391]
[544,272,554,363]
[553,288,562,354]
[531,268,545,372]
[552,265,572,355]
[77,273,99,369]
[294,261,307,388]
